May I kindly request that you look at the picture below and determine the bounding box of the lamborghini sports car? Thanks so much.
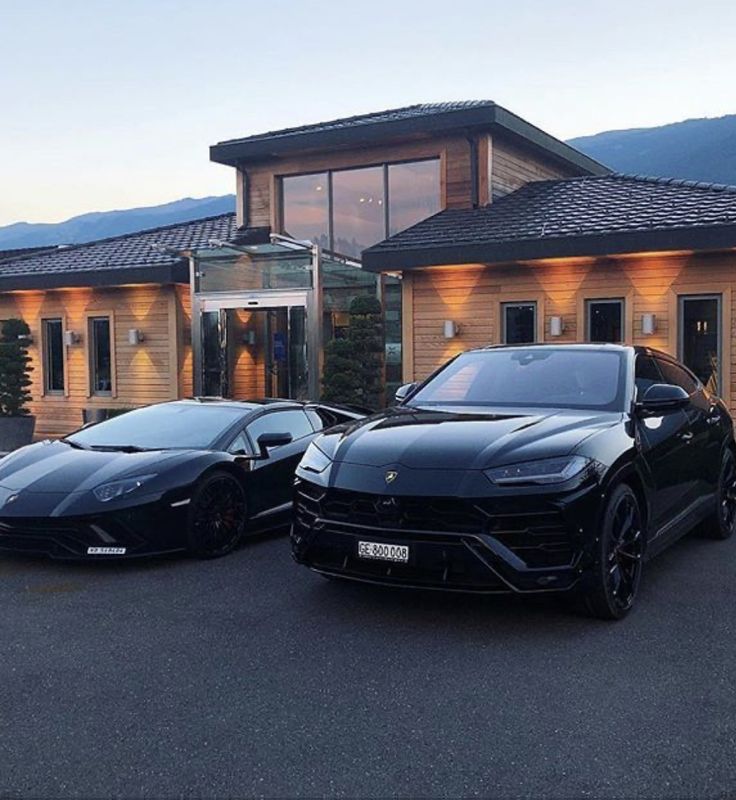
[0,398,364,559]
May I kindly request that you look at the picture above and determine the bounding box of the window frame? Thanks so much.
[494,293,544,344]
[501,301,538,345]
[41,316,67,397]
[86,312,116,398]
[676,293,722,396]
[278,156,442,255]
[585,297,625,344]
[577,291,633,344]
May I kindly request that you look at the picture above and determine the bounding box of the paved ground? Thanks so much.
[1,529,735,800]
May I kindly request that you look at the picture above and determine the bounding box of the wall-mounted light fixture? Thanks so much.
[641,313,657,336]
[127,328,144,345]
[443,320,459,339]
[64,330,80,347]
[549,316,564,337]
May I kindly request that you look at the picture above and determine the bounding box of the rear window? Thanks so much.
[409,348,627,411]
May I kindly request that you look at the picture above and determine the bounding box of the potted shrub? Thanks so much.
[0,318,35,450]
[322,295,384,409]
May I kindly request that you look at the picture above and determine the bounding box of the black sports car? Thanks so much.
[292,345,736,619]
[0,398,365,560]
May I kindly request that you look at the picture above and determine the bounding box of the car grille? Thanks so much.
[296,483,576,569]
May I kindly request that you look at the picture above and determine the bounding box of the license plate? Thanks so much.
[87,547,127,555]
[357,541,409,563]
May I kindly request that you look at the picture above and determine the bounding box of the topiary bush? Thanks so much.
[322,295,384,409]
[0,318,33,416]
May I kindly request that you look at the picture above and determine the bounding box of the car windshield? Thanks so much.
[66,403,250,450]
[408,348,627,411]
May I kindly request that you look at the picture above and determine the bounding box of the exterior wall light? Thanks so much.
[64,330,80,346]
[549,316,564,337]
[641,313,657,336]
[128,329,144,345]
[443,320,459,339]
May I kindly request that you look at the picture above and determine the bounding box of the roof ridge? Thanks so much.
[0,211,237,266]
[500,172,736,195]
[215,100,495,146]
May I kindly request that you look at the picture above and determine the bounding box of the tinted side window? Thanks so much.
[635,356,662,399]
[656,359,699,395]
[227,432,250,455]
[246,410,313,447]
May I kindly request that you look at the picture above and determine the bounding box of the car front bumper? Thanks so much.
[0,501,189,560]
[291,476,603,594]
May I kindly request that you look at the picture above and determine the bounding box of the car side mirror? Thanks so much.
[256,432,293,458]
[637,383,689,414]
[394,382,417,404]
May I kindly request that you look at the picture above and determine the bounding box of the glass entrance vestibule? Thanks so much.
[191,235,396,401]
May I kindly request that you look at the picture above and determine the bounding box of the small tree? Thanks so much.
[322,295,384,409]
[0,319,33,416]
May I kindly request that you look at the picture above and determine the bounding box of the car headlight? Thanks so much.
[93,474,156,503]
[300,442,333,474]
[485,456,591,486]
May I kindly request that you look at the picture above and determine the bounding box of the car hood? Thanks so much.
[0,440,191,493]
[322,406,622,470]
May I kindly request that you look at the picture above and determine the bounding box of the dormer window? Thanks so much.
[281,158,440,258]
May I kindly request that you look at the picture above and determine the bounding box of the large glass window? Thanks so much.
[679,295,721,394]
[332,166,385,258]
[388,160,441,236]
[89,316,112,396]
[281,158,440,257]
[502,302,536,344]
[587,299,623,343]
[281,172,329,249]
[42,318,64,394]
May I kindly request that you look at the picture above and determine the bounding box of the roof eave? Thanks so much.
[361,224,736,272]
[0,262,190,292]
[210,105,609,176]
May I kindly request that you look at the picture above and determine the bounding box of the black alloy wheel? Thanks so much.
[581,483,644,620]
[187,471,247,558]
[705,449,736,540]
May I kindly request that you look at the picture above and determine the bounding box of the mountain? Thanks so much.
[0,195,235,250]
[568,114,736,185]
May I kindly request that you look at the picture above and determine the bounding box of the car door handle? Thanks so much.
[680,430,694,442]
[707,412,722,425]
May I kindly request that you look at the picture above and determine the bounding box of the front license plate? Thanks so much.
[87,547,127,556]
[357,540,409,563]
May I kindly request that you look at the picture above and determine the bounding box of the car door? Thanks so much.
[635,355,693,533]
[243,409,318,514]
[656,358,719,496]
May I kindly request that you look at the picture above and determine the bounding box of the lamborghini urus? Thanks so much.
[292,345,735,619]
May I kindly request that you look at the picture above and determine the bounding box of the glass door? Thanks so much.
[201,303,308,400]
[678,294,721,394]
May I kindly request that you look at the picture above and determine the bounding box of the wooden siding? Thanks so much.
[175,284,193,398]
[408,251,736,412]
[0,284,186,439]
[491,135,580,200]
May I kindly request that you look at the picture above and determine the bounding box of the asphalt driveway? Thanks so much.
[1,529,735,799]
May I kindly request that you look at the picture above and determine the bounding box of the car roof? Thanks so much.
[174,397,304,412]
[473,342,632,354]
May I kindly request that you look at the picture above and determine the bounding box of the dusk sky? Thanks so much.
[2,0,735,227]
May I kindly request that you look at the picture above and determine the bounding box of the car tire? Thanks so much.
[187,470,247,559]
[702,449,736,540]
[579,483,644,621]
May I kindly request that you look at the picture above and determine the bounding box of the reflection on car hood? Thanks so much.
[324,406,622,470]
[0,440,192,493]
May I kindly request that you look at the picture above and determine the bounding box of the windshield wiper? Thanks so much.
[61,438,90,450]
[88,444,157,453]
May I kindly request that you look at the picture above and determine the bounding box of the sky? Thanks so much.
[2,0,735,227]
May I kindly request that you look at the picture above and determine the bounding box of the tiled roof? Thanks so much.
[362,174,736,270]
[210,101,607,176]
[0,246,57,262]
[215,101,494,146]
[0,213,237,289]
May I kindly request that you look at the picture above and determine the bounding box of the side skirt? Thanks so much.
[645,493,715,560]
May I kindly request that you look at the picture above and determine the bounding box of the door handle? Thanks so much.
[707,412,722,425]
[680,430,694,442]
